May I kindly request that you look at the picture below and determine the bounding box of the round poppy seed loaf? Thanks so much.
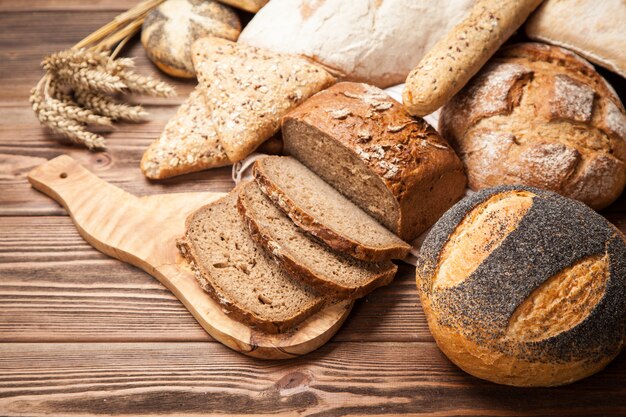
[416,185,626,387]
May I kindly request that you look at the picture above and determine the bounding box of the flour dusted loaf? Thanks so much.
[192,37,336,163]
[440,43,626,210]
[283,82,467,242]
[416,185,626,386]
[526,0,626,78]
[177,188,325,334]
[238,0,473,87]
[141,0,241,78]
[238,181,397,298]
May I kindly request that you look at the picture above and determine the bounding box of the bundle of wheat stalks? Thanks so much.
[29,0,176,150]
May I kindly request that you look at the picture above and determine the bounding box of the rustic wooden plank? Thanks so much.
[0,342,624,416]
[0,0,143,12]
[0,12,196,104]
[0,216,428,343]
[0,104,235,216]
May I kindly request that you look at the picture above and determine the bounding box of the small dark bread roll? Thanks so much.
[416,185,626,386]
[440,43,626,210]
[141,0,241,78]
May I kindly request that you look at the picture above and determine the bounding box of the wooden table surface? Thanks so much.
[1,2,626,416]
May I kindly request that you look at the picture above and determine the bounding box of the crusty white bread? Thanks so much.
[525,0,626,78]
[416,186,626,386]
[238,0,474,88]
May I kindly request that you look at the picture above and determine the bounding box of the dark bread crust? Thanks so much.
[417,185,626,385]
[253,160,411,262]
[177,190,325,334]
[282,81,467,241]
[236,186,397,299]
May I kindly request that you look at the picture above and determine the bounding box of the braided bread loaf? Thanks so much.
[416,185,626,386]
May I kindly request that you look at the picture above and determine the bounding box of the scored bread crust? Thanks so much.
[282,82,467,241]
[236,183,397,299]
[253,160,411,263]
[141,0,241,78]
[416,185,626,386]
[177,191,325,334]
[439,43,626,210]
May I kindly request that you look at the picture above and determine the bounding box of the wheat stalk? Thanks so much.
[30,0,172,150]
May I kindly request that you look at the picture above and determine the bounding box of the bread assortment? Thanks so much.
[141,0,241,78]
[403,0,543,116]
[440,43,626,210]
[526,0,626,79]
[416,185,626,386]
[133,0,626,384]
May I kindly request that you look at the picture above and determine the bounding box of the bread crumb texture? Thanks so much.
[440,43,626,210]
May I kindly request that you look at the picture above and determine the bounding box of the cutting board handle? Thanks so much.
[28,154,134,210]
[27,155,141,261]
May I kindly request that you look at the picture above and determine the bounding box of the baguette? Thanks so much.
[403,0,543,116]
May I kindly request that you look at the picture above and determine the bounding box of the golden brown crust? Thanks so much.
[403,0,543,116]
[419,292,618,387]
[141,0,241,78]
[236,192,397,299]
[192,37,336,163]
[440,43,626,210]
[253,161,411,262]
[416,185,626,386]
[283,82,467,241]
[140,88,231,180]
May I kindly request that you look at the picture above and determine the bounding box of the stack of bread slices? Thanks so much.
[177,82,467,334]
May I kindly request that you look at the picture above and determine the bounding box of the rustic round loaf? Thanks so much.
[440,43,626,210]
[416,185,626,387]
[141,0,241,78]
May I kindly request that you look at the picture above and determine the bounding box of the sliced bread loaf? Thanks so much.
[177,188,325,334]
[237,181,397,299]
[253,156,411,262]
[282,81,467,241]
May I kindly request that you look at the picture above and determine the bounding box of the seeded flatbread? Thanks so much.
[141,87,230,179]
[192,36,336,163]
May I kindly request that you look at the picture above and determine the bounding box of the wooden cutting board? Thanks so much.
[27,155,353,359]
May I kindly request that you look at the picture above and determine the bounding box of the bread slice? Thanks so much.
[191,36,336,163]
[253,156,411,262]
[141,87,230,179]
[177,188,325,334]
[238,181,398,299]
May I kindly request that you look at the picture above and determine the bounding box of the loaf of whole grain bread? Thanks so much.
[282,82,467,242]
